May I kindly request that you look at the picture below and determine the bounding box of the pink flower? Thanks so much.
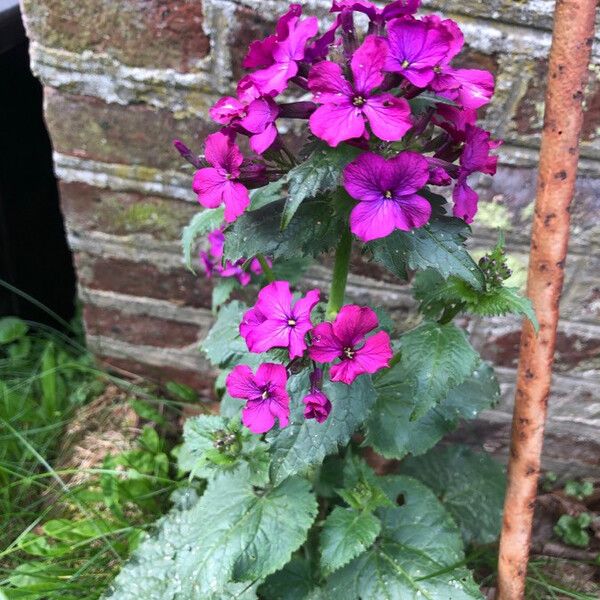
[343,151,432,242]
[453,125,501,223]
[308,36,412,147]
[245,5,319,96]
[309,305,392,385]
[331,0,420,23]
[226,363,290,433]
[303,368,331,423]
[444,68,495,110]
[384,17,452,87]
[240,281,321,359]
[192,132,250,223]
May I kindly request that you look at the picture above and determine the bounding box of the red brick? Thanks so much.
[22,0,209,71]
[45,89,212,170]
[60,182,198,242]
[75,253,213,309]
[84,305,200,347]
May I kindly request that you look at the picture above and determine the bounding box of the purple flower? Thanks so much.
[309,305,392,385]
[331,0,420,24]
[453,125,501,223]
[226,363,290,433]
[246,5,319,96]
[384,17,452,88]
[308,35,412,147]
[442,68,495,110]
[342,151,432,242]
[303,368,331,423]
[192,132,250,223]
[240,281,321,359]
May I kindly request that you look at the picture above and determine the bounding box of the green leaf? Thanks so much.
[212,278,237,311]
[396,321,479,420]
[201,301,248,367]
[366,361,500,459]
[325,476,482,600]
[40,342,57,417]
[370,217,484,289]
[414,269,538,329]
[165,381,199,403]
[267,373,376,485]
[249,177,287,211]
[281,144,360,229]
[554,514,592,548]
[106,475,317,599]
[0,317,28,344]
[259,557,318,600]
[320,508,380,575]
[224,197,343,263]
[181,208,224,271]
[399,445,506,544]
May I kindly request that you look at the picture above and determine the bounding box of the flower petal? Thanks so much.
[308,322,343,363]
[330,359,362,385]
[292,289,321,322]
[256,362,289,390]
[343,153,387,202]
[452,176,478,223]
[193,168,225,208]
[309,102,365,147]
[363,94,412,142]
[222,181,250,223]
[204,131,243,173]
[351,35,387,93]
[386,151,430,195]
[254,281,293,320]
[350,198,399,242]
[245,318,291,354]
[243,399,277,433]
[226,365,260,399]
[352,330,393,374]
[332,305,378,347]
[308,60,354,103]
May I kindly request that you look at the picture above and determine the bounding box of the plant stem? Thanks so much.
[256,254,275,282]
[438,302,465,325]
[325,226,352,320]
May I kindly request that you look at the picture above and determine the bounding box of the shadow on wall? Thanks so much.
[0,1,76,327]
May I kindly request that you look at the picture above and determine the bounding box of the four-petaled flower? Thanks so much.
[308,35,412,147]
[192,132,250,223]
[240,281,321,359]
[303,368,332,423]
[343,151,432,242]
[309,305,392,384]
[226,363,290,433]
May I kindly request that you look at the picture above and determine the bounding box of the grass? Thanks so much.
[0,313,199,600]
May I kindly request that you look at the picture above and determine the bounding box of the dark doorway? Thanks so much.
[0,2,76,328]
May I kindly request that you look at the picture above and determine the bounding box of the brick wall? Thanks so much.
[19,0,600,476]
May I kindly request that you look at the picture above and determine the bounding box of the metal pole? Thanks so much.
[496,1,596,598]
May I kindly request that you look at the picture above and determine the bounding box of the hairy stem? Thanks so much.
[256,254,275,283]
[325,226,352,320]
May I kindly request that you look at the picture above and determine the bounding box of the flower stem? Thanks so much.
[256,254,275,282]
[325,226,352,320]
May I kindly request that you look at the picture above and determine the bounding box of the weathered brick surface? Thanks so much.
[45,89,211,170]
[21,0,209,71]
[18,0,600,472]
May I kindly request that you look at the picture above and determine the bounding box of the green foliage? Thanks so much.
[106,475,318,599]
[392,321,479,420]
[319,507,381,575]
[201,300,248,367]
[369,216,484,289]
[0,317,28,344]
[554,513,593,548]
[181,207,224,271]
[564,479,594,500]
[178,414,269,484]
[367,361,500,459]
[223,197,344,262]
[267,372,376,485]
[325,476,483,599]
[399,445,506,544]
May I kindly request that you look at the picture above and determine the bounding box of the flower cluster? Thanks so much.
[184,0,498,234]
[227,281,392,433]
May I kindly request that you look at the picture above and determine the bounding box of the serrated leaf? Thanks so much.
[105,475,317,599]
[267,373,376,485]
[398,321,479,420]
[260,557,321,600]
[201,301,248,367]
[249,178,287,211]
[468,286,538,329]
[325,476,482,600]
[320,508,380,574]
[370,217,484,289]
[223,197,343,262]
[366,361,500,459]
[399,445,506,545]
[212,278,237,311]
[281,144,360,229]
[181,208,224,271]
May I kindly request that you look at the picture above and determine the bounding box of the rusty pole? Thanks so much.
[496,1,596,598]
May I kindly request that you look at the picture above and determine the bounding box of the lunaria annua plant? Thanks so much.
[107,2,538,598]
